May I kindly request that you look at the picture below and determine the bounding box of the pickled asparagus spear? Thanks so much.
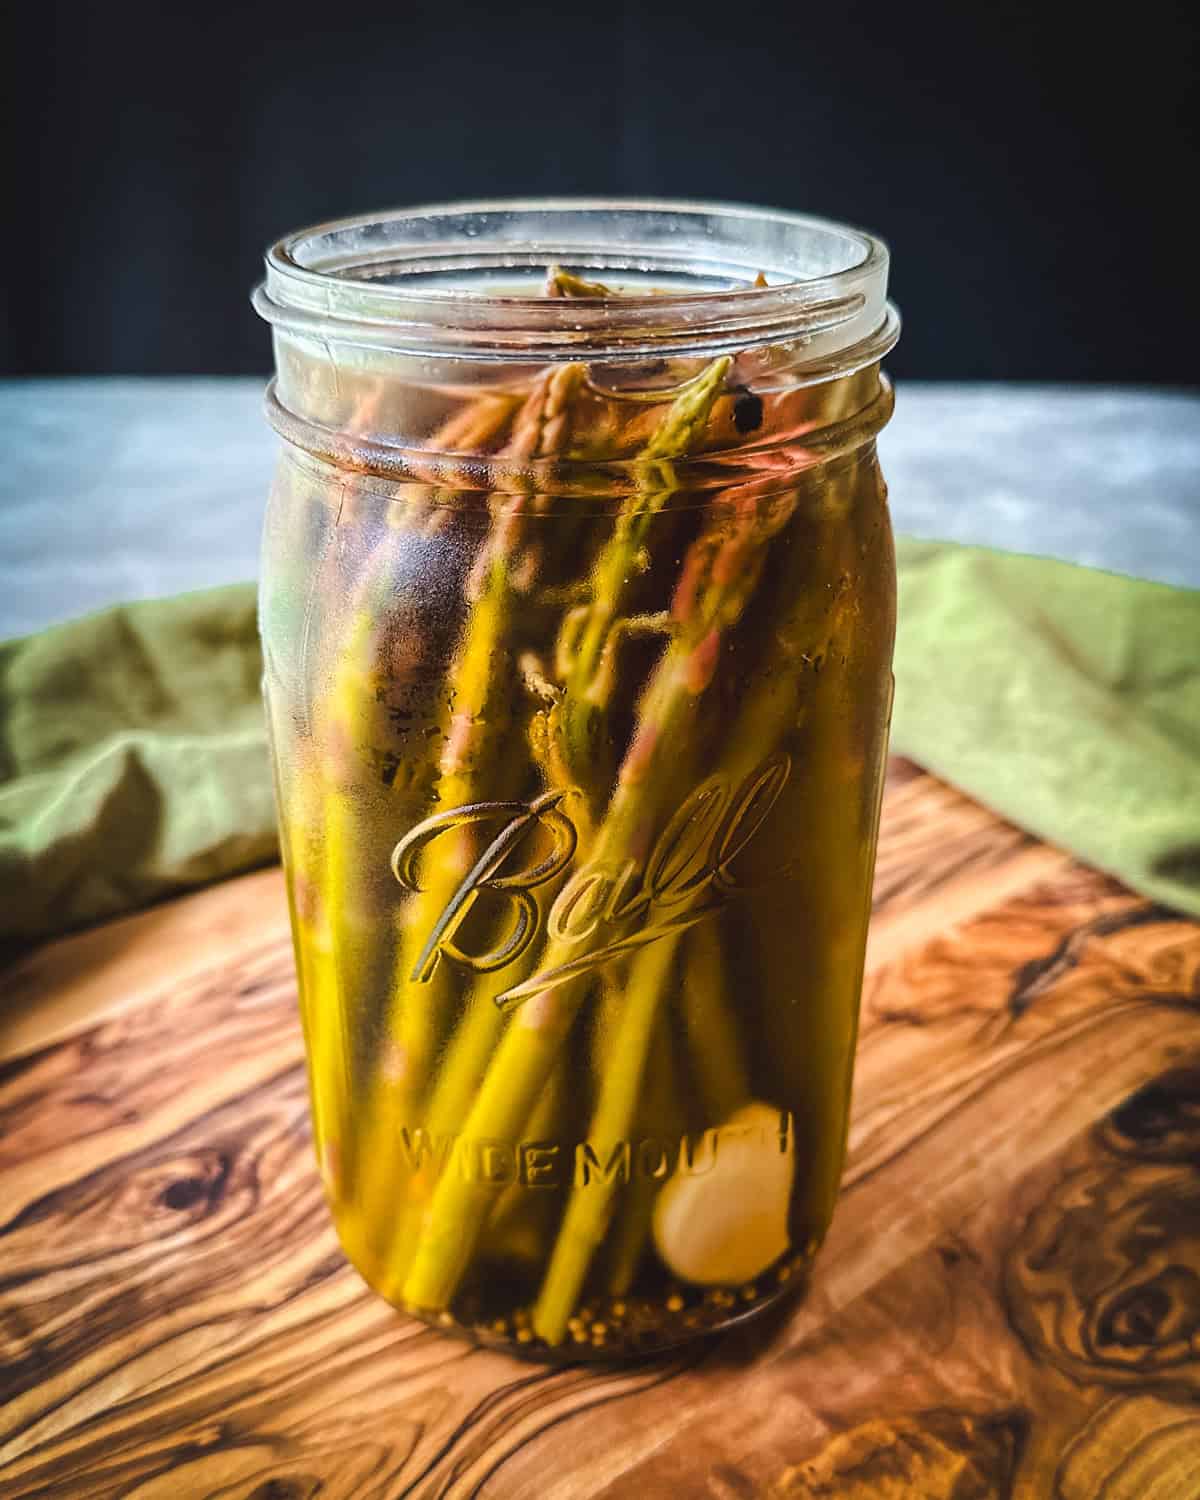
[401,468,799,1315]
[367,352,732,1291]
[277,377,531,1222]
[532,933,680,1338]
[369,265,615,1124]
[598,930,747,1301]
[384,363,588,1115]
[349,270,621,1270]
[544,265,614,299]
[527,434,882,1334]
[603,1008,684,1297]
[555,356,732,802]
[340,364,590,1277]
[277,750,347,1183]
[529,485,811,1340]
[749,452,895,1245]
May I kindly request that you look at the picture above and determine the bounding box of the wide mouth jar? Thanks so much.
[254,197,901,1361]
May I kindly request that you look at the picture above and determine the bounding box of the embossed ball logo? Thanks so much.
[390,753,791,1009]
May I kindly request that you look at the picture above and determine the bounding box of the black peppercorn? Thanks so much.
[732,388,763,434]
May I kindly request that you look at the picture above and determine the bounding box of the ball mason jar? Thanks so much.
[253,200,899,1360]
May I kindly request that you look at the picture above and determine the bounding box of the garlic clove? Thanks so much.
[652,1100,793,1287]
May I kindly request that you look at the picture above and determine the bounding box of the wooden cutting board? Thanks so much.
[2,760,1199,1499]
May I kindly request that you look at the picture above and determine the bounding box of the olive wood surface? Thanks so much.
[2,760,1198,1499]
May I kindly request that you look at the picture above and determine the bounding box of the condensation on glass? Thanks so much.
[253,200,900,1359]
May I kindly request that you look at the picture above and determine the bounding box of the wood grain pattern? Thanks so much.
[2,760,1198,1499]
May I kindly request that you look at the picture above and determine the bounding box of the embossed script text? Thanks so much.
[391,754,790,1009]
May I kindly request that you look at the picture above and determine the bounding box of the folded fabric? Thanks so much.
[1,543,1197,944]
[892,540,1200,917]
[0,585,275,942]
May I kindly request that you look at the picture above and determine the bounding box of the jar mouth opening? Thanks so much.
[253,197,897,364]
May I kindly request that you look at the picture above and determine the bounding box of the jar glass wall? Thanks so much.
[254,200,899,1359]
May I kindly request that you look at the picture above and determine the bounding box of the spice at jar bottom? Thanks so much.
[255,202,899,1360]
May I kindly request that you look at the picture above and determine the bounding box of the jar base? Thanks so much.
[358,1250,816,1365]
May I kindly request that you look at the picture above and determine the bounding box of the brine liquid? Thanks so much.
[260,368,895,1359]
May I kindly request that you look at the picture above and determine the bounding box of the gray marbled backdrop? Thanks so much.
[1,380,1197,639]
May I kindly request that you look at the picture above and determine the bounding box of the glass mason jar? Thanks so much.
[253,200,899,1360]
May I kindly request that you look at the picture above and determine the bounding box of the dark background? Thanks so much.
[5,0,1196,381]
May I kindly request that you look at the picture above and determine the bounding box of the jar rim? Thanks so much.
[252,197,898,366]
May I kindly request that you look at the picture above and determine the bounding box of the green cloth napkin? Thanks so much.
[2,542,1198,943]
[0,585,276,942]
[892,541,1200,915]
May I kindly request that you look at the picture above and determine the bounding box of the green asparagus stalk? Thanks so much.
[677,922,751,1124]
[286,600,413,1199]
[532,935,680,1335]
[554,356,732,804]
[747,451,895,1245]
[373,269,617,1116]
[601,932,745,1302]
[603,1007,685,1296]
[477,1052,571,1286]
[353,269,624,1282]
[277,750,349,1187]
[347,365,588,1238]
[544,265,614,299]
[400,460,796,1317]
[367,880,578,1296]
[529,444,888,1337]
[361,346,726,1273]
[282,383,531,1231]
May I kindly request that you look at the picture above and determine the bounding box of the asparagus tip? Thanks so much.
[545,265,614,300]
